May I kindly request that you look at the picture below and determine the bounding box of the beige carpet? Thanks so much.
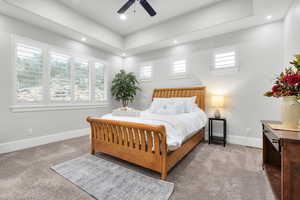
[0,136,275,200]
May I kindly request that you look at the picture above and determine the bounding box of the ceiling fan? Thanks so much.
[117,0,157,17]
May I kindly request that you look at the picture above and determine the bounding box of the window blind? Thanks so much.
[172,60,186,74]
[140,65,152,80]
[74,59,90,102]
[214,51,236,69]
[14,36,108,107]
[49,52,71,102]
[16,43,43,102]
[95,62,105,101]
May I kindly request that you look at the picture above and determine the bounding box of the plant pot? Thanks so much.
[120,106,129,111]
[281,96,300,129]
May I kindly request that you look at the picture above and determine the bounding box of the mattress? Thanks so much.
[101,108,208,151]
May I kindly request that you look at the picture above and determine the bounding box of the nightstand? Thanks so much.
[208,118,227,147]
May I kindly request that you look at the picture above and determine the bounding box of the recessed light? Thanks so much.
[81,37,87,42]
[120,14,127,21]
[266,15,272,20]
[173,40,178,44]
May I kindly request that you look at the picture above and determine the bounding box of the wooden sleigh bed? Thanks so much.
[87,87,206,180]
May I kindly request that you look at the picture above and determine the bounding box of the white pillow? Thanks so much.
[150,96,197,113]
[191,103,200,112]
[170,96,197,113]
[149,98,170,113]
[149,99,185,115]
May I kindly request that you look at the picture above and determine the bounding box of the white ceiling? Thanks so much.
[55,0,225,35]
[0,0,295,56]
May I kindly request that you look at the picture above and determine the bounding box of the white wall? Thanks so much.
[124,22,284,141]
[0,14,122,144]
[284,0,300,64]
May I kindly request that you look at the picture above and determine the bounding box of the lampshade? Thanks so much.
[211,95,224,107]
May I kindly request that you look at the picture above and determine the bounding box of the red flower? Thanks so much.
[272,85,281,93]
[283,74,300,85]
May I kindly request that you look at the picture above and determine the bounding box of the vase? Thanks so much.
[281,96,300,129]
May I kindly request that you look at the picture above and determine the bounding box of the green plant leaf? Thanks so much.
[111,70,141,107]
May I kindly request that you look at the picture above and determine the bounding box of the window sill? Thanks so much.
[168,73,188,80]
[10,103,109,113]
[140,79,152,83]
[210,67,239,75]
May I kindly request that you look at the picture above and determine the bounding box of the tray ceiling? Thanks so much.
[55,0,225,35]
[0,0,294,56]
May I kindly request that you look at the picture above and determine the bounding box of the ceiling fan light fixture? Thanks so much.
[120,14,127,20]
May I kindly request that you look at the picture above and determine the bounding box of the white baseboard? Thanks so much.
[228,135,262,148]
[205,131,262,148]
[0,129,262,155]
[0,128,90,154]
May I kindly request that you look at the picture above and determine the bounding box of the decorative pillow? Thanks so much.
[149,99,185,115]
[191,103,200,112]
[149,97,197,114]
[170,96,197,113]
[149,98,170,113]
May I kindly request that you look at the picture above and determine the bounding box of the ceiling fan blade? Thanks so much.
[140,0,157,17]
[117,0,135,14]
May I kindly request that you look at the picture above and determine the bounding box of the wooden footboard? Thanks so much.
[86,117,168,179]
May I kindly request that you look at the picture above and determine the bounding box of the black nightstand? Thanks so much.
[208,118,227,147]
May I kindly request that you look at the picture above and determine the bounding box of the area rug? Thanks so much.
[51,154,174,200]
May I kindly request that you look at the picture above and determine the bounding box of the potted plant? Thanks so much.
[264,55,300,129]
[111,69,140,109]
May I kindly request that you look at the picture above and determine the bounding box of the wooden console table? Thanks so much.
[262,120,300,200]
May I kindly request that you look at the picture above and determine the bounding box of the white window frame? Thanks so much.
[139,65,153,82]
[11,35,108,112]
[211,46,239,74]
[169,59,188,79]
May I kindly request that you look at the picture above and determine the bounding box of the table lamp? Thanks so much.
[211,95,224,118]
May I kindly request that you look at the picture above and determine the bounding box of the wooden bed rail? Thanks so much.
[86,117,169,179]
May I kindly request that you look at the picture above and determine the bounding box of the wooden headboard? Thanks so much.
[152,87,206,111]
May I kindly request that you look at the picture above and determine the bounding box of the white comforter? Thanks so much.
[101,108,208,150]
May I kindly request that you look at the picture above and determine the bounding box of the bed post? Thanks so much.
[87,117,96,155]
[90,141,95,155]
[161,155,167,180]
[159,126,168,180]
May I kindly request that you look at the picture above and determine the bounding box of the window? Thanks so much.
[212,47,238,72]
[49,52,71,102]
[171,60,187,77]
[95,62,105,101]
[74,59,90,102]
[139,65,152,81]
[16,43,44,102]
[12,36,107,111]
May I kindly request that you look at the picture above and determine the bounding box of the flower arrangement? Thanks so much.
[264,55,300,99]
